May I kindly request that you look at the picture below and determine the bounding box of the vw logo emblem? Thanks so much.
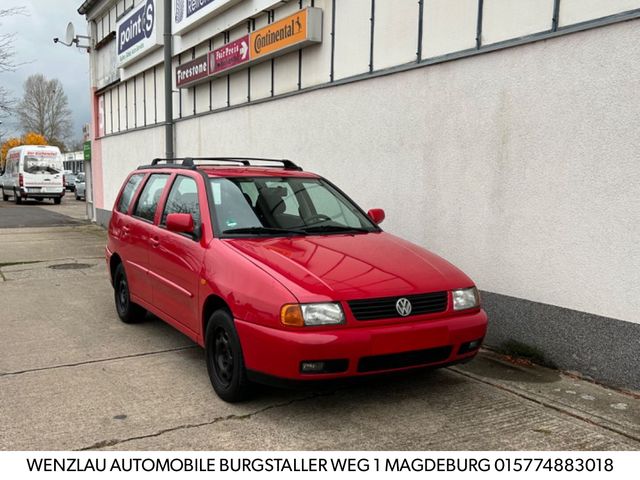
[396,298,412,317]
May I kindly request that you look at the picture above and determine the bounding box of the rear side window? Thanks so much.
[116,173,144,213]
[161,175,201,227]
[133,174,169,222]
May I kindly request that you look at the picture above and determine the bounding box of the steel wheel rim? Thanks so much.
[117,276,129,313]
[214,328,234,387]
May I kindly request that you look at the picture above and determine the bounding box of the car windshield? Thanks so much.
[209,177,378,237]
[23,156,61,174]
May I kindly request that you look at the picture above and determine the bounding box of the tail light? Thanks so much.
[19,174,24,187]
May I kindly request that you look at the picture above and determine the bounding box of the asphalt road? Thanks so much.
[0,199,638,450]
[0,193,87,228]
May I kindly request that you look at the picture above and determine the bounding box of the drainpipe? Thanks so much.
[164,0,174,160]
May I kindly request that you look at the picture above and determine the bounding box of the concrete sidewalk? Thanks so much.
[0,222,638,451]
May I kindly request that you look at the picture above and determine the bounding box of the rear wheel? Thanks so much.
[205,310,251,402]
[53,197,61,205]
[14,189,22,205]
[1,189,7,201]
[113,263,145,323]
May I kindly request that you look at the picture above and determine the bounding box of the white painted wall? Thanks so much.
[100,126,166,210]
[560,0,640,26]
[422,0,478,58]
[482,0,554,44]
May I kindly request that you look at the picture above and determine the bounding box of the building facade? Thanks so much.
[79,0,640,390]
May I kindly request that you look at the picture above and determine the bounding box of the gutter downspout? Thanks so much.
[164,0,175,160]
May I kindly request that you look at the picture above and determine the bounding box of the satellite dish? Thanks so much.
[65,22,75,44]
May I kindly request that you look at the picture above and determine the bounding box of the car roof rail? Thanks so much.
[139,157,303,171]
[184,157,302,171]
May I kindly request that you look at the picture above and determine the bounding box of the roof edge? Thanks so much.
[77,0,102,15]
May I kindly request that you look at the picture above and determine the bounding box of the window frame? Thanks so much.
[116,172,145,215]
[159,173,203,241]
[131,173,171,224]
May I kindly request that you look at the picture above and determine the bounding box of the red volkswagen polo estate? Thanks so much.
[106,158,487,402]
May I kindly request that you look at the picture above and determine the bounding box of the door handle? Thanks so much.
[121,225,130,236]
[150,238,160,247]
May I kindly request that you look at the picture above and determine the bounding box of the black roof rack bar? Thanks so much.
[143,157,303,171]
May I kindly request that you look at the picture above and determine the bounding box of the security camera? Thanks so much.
[53,37,59,43]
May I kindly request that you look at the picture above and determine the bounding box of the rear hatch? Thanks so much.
[22,154,64,193]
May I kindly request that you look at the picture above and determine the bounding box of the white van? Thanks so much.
[0,145,65,204]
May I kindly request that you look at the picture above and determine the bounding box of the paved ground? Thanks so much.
[0,199,638,451]
[0,192,87,229]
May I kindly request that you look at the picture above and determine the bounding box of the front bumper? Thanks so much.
[235,309,488,381]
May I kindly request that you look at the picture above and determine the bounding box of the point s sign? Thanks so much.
[117,0,163,67]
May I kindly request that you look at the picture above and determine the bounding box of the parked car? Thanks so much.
[106,158,487,402]
[1,145,65,204]
[75,172,86,200]
[64,170,76,191]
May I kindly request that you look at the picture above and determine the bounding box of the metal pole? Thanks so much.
[163,0,174,160]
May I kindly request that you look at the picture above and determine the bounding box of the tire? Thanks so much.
[1,189,7,201]
[205,310,251,402]
[113,263,145,323]
[14,189,22,205]
[75,193,80,201]
[53,197,61,205]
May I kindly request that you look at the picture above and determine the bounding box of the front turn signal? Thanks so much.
[281,304,304,327]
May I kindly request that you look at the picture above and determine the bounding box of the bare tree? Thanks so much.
[16,74,73,148]
[0,7,27,115]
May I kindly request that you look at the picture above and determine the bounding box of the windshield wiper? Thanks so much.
[301,225,371,234]
[223,226,308,236]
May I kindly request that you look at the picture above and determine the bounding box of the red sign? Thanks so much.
[208,35,250,76]
[176,55,210,88]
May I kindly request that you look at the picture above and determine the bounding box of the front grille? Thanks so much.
[358,346,452,373]
[348,291,448,321]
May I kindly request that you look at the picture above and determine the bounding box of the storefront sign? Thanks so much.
[176,55,210,88]
[117,0,163,67]
[173,0,243,36]
[208,35,250,75]
[176,7,322,87]
[83,141,92,162]
[250,7,322,61]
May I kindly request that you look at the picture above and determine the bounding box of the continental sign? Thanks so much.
[250,7,321,60]
[176,7,322,88]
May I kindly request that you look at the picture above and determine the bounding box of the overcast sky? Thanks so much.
[1,0,89,145]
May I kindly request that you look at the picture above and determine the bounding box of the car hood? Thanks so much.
[223,232,474,302]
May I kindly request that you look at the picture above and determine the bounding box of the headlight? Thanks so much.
[281,303,345,327]
[452,287,480,311]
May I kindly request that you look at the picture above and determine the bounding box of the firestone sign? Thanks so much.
[117,0,163,67]
[176,55,210,88]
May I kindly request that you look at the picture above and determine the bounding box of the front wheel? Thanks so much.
[205,310,251,402]
[1,189,8,201]
[53,197,61,205]
[113,263,145,323]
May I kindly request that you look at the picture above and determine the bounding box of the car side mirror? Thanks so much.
[367,208,385,225]
[166,213,194,234]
